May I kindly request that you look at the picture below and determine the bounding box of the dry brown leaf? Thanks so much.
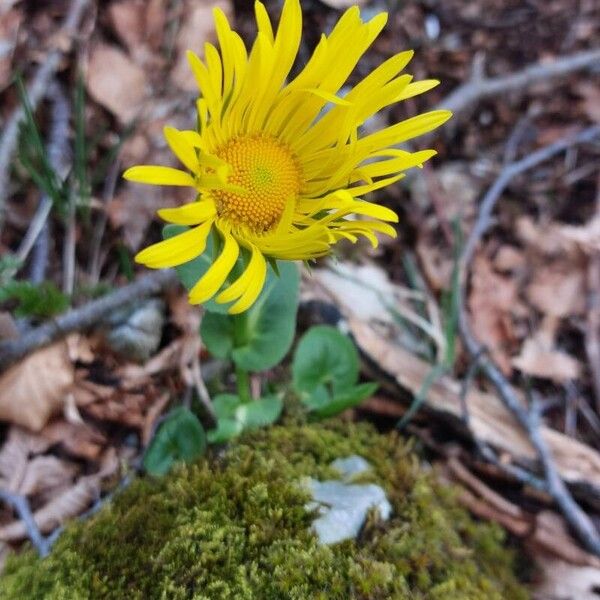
[310,262,600,490]
[513,336,581,382]
[107,182,168,250]
[40,420,105,461]
[494,245,526,273]
[0,427,53,492]
[318,0,367,7]
[416,237,454,291]
[0,475,101,541]
[560,216,600,254]
[18,456,78,498]
[0,311,19,341]
[526,262,585,318]
[0,342,73,431]
[0,8,22,89]
[533,555,600,600]
[576,81,600,124]
[516,216,570,257]
[171,0,232,90]
[468,255,519,374]
[86,43,148,123]
[108,0,166,66]
[0,451,118,542]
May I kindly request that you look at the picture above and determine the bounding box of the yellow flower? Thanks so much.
[124,0,451,314]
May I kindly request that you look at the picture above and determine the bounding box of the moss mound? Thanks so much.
[1,422,527,599]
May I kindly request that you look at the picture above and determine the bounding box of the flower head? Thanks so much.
[124,0,451,313]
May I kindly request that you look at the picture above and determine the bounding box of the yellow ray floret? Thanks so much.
[123,0,451,313]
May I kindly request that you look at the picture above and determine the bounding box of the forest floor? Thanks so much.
[1,1,600,597]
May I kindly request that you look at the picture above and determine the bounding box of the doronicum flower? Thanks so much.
[124,0,451,314]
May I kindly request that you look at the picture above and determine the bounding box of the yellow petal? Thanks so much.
[157,199,216,225]
[189,225,240,304]
[229,251,267,313]
[163,126,199,173]
[123,166,195,187]
[135,221,213,268]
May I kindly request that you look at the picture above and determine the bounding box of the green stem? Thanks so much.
[236,366,252,404]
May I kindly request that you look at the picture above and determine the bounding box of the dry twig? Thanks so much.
[0,269,178,371]
[437,48,600,117]
[0,0,91,233]
[15,82,71,282]
[458,124,600,555]
[0,491,52,557]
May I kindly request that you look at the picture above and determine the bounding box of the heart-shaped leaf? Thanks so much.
[235,395,283,430]
[310,383,378,419]
[292,325,359,395]
[201,261,299,371]
[143,407,206,476]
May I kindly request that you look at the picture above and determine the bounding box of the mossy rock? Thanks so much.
[1,422,528,599]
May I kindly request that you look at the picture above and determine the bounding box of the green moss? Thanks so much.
[1,422,528,599]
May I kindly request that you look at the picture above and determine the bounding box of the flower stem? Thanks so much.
[236,366,252,404]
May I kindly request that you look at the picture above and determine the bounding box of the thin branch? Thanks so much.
[0,269,178,371]
[0,491,52,557]
[16,82,71,281]
[437,48,600,116]
[458,125,600,556]
[0,0,91,233]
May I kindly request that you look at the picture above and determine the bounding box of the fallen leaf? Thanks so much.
[533,554,600,600]
[0,342,73,431]
[318,0,367,8]
[18,456,78,498]
[560,216,600,254]
[0,475,100,541]
[170,0,232,90]
[468,255,519,374]
[0,427,53,492]
[513,336,581,383]
[86,43,148,123]
[0,8,22,89]
[526,262,585,318]
[576,81,600,124]
[40,420,105,461]
[108,0,166,67]
[494,245,526,273]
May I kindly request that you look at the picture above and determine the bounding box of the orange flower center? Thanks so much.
[213,134,301,233]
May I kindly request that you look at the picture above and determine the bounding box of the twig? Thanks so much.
[0,0,91,233]
[0,269,178,371]
[0,491,51,557]
[458,125,600,555]
[62,190,76,295]
[15,82,71,281]
[88,159,121,285]
[584,174,600,414]
[437,48,600,116]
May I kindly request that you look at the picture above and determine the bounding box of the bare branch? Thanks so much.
[0,491,52,557]
[0,0,91,233]
[437,48,600,116]
[458,125,600,555]
[0,270,178,371]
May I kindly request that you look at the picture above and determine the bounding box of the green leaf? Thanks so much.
[310,383,378,420]
[212,393,241,419]
[207,418,243,444]
[235,395,283,430]
[206,394,282,444]
[292,325,359,396]
[230,261,299,371]
[143,407,206,476]
[200,313,235,359]
[201,261,300,371]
